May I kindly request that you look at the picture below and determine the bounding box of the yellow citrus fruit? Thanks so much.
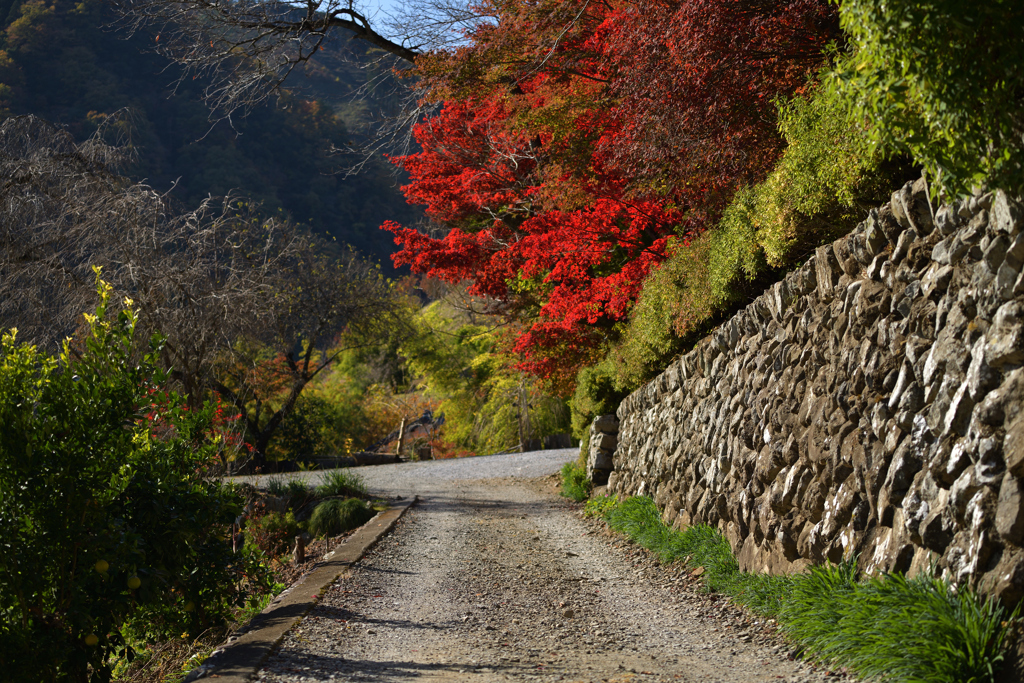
[127,576,141,590]
[94,560,109,573]
[183,601,195,612]
[84,634,99,647]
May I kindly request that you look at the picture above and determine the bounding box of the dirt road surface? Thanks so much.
[241,452,833,683]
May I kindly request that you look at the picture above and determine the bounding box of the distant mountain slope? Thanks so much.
[0,0,420,267]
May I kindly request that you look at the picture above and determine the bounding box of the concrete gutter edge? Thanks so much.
[186,496,418,682]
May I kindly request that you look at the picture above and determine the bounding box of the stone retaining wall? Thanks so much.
[608,179,1024,603]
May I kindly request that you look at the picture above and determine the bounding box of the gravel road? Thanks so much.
[232,449,581,496]
[241,453,835,683]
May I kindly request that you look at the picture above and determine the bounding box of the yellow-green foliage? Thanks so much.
[609,71,908,391]
[570,357,627,439]
[610,235,719,390]
[715,68,894,276]
[833,0,1024,197]
[402,301,568,453]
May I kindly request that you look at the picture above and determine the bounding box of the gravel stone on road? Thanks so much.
[242,452,836,683]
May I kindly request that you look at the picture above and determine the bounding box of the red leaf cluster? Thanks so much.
[384,0,837,389]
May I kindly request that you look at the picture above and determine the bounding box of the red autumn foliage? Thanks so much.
[384,0,838,391]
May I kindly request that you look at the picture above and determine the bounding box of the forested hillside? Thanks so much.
[0,0,419,264]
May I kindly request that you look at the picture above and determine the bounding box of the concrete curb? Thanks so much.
[186,497,418,682]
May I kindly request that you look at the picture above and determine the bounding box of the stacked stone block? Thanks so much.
[609,180,1024,604]
[586,414,619,485]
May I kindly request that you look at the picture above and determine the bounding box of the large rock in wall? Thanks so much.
[609,180,1024,604]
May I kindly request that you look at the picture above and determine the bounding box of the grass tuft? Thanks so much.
[781,566,1018,682]
[309,498,376,538]
[265,475,315,509]
[599,495,1018,682]
[559,461,592,502]
[317,469,368,499]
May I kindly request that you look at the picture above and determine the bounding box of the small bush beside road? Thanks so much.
[559,461,592,503]
[309,499,376,539]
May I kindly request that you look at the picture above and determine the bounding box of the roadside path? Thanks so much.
[241,454,831,683]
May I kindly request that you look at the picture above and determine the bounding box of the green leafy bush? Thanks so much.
[269,394,345,461]
[0,277,272,682]
[834,0,1024,197]
[309,498,376,538]
[266,476,316,511]
[570,359,628,440]
[242,508,305,557]
[715,72,900,276]
[317,469,368,499]
[601,496,1017,682]
[559,461,591,503]
[583,493,618,519]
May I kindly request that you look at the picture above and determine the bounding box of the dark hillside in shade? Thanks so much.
[0,0,419,267]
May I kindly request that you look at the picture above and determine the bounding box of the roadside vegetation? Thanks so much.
[0,279,383,682]
[588,495,1020,683]
[244,471,378,561]
[558,461,592,503]
[3,0,1023,679]
[0,282,276,682]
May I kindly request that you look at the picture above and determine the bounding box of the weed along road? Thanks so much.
[241,451,833,683]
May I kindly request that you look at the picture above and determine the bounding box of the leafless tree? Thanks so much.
[0,114,401,467]
[208,240,398,461]
[109,0,489,168]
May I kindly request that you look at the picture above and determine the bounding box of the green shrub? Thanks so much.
[600,496,1017,682]
[284,479,315,509]
[265,476,316,510]
[243,509,305,557]
[583,493,618,519]
[269,394,343,461]
[265,475,288,497]
[714,73,899,278]
[834,0,1024,197]
[309,498,376,538]
[570,358,628,439]
[0,277,272,682]
[317,469,368,499]
[610,235,720,389]
[559,461,591,503]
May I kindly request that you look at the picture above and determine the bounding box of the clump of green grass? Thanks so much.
[600,495,1018,682]
[265,475,288,497]
[264,475,316,509]
[317,469,367,499]
[781,564,1017,682]
[309,498,376,538]
[559,461,592,502]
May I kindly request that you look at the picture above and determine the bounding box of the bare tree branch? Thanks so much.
[109,0,484,118]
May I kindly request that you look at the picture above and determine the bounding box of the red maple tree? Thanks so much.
[384,0,838,391]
